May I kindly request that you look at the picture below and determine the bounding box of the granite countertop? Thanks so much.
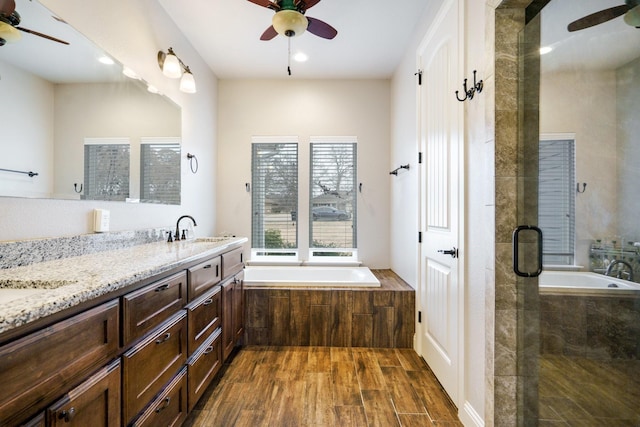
[0,237,247,334]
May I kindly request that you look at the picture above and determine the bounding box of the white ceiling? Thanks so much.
[157,0,429,79]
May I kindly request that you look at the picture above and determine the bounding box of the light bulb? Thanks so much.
[162,51,182,78]
[180,69,196,93]
[624,5,640,27]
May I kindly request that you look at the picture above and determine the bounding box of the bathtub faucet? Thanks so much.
[605,259,634,281]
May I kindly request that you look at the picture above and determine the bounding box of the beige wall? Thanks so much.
[216,79,391,268]
[0,0,219,241]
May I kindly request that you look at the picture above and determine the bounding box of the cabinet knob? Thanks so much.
[59,407,76,422]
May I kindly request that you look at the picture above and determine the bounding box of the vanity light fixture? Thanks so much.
[157,47,197,93]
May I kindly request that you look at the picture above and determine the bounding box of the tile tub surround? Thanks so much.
[0,236,247,334]
[244,270,415,348]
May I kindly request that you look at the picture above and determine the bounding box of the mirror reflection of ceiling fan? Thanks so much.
[568,0,640,31]
[0,0,68,46]
[247,0,337,40]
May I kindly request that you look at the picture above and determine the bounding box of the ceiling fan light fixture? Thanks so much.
[179,68,197,93]
[272,9,308,37]
[0,21,21,44]
[624,5,640,27]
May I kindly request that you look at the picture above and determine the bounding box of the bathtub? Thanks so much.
[539,271,640,296]
[243,266,381,287]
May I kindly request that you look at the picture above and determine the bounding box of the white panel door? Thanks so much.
[417,0,463,406]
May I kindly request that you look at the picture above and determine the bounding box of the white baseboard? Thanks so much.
[459,401,484,427]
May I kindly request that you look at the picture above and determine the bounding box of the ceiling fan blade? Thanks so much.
[260,25,278,41]
[295,0,320,11]
[567,4,630,32]
[0,0,14,16]
[247,0,280,11]
[306,17,337,39]
[16,26,69,45]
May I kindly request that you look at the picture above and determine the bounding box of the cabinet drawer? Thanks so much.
[0,300,119,426]
[47,359,121,427]
[186,285,221,355]
[187,328,222,411]
[222,247,244,279]
[188,257,221,301]
[131,367,187,427]
[122,311,187,425]
[122,271,186,346]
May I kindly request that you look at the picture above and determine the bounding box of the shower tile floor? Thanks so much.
[539,355,640,426]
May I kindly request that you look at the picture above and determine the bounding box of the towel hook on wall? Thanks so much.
[576,182,587,193]
[455,70,483,102]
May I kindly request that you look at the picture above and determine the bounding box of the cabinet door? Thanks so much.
[0,300,119,426]
[221,279,234,360]
[188,257,221,301]
[232,272,245,344]
[122,271,186,346]
[122,311,187,425]
[47,359,121,427]
[131,367,187,427]
[187,328,222,411]
[186,285,221,356]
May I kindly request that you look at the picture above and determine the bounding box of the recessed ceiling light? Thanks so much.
[147,84,160,94]
[98,56,115,65]
[539,46,553,55]
[293,52,308,62]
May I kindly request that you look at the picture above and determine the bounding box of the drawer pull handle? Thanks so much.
[59,407,76,422]
[204,345,214,355]
[155,332,171,344]
[203,298,214,306]
[155,284,170,292]
[155,397,171,413]
[203,264,212,269]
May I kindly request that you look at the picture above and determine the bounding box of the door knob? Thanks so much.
[438,247,458,258]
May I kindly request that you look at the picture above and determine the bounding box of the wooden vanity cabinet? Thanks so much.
[221,247,243,279]
[122,310,187,425]
[187,328,223,411]
[0,300,119,426]
[186,284,222,356]
[122,271,186,347]
[222,271,244,360]
[187,256,221,301]
[47,359,121,427]
[131,367,188,427]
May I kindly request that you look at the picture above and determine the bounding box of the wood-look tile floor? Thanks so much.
[539,355,640,426]
[184,346,462,427]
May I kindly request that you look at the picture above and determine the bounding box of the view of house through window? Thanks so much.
[251,139,299,257]
[251,137,358,261]
[539,136,575,265]
[83,138,130,201]
[309,141,357,258]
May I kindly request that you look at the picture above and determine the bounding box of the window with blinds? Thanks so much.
[539,137,575,265]
[251,140,298,257]
[140,139,181,205]
[84,138,130,201]
[309,140,357,258]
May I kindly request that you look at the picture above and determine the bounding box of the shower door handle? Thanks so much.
[512,225,543,277]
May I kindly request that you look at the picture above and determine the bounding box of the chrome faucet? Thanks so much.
[605,259,634,281]
[175,215,197,241]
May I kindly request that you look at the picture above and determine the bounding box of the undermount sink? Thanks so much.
[0,288,49,305]
[193,237,232,243]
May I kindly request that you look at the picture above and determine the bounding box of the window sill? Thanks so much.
[543,264,584,271]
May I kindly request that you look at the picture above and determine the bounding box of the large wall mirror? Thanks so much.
[0,0,182,204]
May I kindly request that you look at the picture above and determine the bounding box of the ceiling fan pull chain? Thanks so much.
[287,37,292,76]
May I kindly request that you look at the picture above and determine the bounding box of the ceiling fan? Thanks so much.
[568,0,640,32]
[247,0,337,40]
[0,0,69,46]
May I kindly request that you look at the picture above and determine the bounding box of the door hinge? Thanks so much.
[418,152,423,164]
[418,311,422,323]
[415,70,422,85]
[418,231,422,243]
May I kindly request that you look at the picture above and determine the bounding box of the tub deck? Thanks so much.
[244,269,415,348]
